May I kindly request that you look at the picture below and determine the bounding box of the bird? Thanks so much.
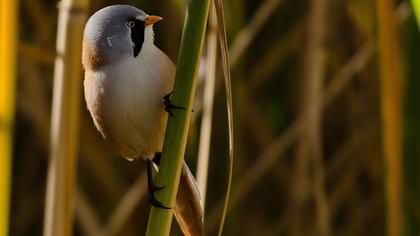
[82,5,203,235]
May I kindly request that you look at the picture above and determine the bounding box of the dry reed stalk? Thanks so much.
[292,0,330,235]
[376,0,404,235]
[43,1,89,235]
[196,3,218,212]
[0,0,18,235]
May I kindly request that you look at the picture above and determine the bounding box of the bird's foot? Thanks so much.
[149,192,171,209]
[164,92,185,117]
[147,159,171,209]
[148,183,171,209]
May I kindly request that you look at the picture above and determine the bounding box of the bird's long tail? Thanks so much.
[174,162,204,236]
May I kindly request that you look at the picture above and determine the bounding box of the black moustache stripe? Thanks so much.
[129,18,145,57]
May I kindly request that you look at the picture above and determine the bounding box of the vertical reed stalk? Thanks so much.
[145,0,211,234]
[0,0,18,235]
[196,3,218,212]
[376,0,404,235]
[43,1,88,236]
[293,0,330,235]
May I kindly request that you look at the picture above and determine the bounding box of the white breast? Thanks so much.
[84,44,175,160]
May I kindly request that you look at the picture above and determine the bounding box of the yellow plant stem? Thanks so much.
[376,0,404,235]
[0,0,18,235]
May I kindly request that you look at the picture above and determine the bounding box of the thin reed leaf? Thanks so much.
[214,0,234,234]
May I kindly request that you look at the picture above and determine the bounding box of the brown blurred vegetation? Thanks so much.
[10,0,420,235]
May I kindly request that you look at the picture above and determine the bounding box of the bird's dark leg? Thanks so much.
[164,92,185,117]
[153,152,162,165]
[147,159,171,209]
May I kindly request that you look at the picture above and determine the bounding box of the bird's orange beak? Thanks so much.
[145,15,163,26]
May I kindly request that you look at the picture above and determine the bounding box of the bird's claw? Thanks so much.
[148,184,171,209]
[149,192,171,209]
[164,92,185,117]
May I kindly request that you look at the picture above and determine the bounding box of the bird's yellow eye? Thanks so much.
[127,20,135,28]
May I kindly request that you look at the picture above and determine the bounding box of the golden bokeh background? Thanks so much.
[1,0,420,235]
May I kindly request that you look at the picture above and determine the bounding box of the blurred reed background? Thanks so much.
[2,0,420,235]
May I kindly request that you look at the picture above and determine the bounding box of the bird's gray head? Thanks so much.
[82,5,162,70]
